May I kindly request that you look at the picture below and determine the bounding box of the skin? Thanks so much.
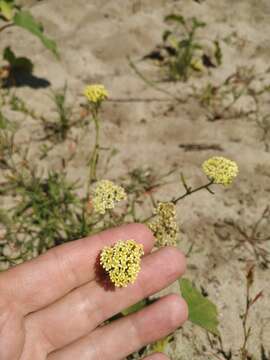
[0,223,188,360]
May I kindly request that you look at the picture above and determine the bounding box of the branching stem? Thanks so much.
[142,180,214,223]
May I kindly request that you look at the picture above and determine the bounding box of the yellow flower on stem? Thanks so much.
[202,156,238,186]
[92,180,127,215]
[84,84,108,104]
[100,239,144,287]
[148,202,179,247]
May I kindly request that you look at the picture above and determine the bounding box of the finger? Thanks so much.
[0,223,154,314]
[48,294,188,360]
[143,354,170,360]
[29,247,186,353]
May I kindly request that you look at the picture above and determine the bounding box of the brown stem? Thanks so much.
[241,273,252,360]
[142,180,214,223]
[172,180,214,204]
[0,23,14,33]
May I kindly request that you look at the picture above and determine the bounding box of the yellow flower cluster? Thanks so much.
[100,239,144,287]
[92,180,127,215]
[84,84,108,104]
[202,156,239,186]
[148,202,179,247]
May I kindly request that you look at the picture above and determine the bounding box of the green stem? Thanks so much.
[128,56,185,103]
[87,110,100,192]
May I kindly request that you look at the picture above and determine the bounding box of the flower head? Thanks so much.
[100,239,144,287]
[92,180,127,215]
[202,156,238,186]
[84,84,108,104]
[148,202,179,247]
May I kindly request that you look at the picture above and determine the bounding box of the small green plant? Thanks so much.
[128,13,222,102]
[41,85,73,141]
[197,66,257,120]
[0,109,11,129]
[256,114,270,152]
[240,266,263,360]
[0,166,91,261]
[144,14,222,82]
[196,66,270,151]
[162,14,207,81]
[222,206,270,269]
[0,128,15,169]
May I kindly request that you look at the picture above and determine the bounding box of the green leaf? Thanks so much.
[121,300,147,316]
[151,335,173,353]
[214,40,222,66]
[0,111,9,129]
[178,39,191,49]
[13,10,59,58]
[162,29,172,42]
[164,14,186,26]
[0,0,13,20]
[179,278,220,336]
[191,17,206,29]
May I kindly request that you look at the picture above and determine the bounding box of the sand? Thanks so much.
[1,0,270,359]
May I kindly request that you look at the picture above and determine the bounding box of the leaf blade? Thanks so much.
[121,299,147,316]
[0,0,13,20]
[179,278,220,336]
[13,10,59,58]
[164,14,186,26]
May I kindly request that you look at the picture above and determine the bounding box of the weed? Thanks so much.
[215,206,270,269]
[41,85,73,141]
[144,14,221,81]
[0,166,92,262]
[196,66,257,120]
[240,266,263,360]
[0,110,11,129]
[256,115,270,152]
[195,66,270,151]
[0,129,16,169]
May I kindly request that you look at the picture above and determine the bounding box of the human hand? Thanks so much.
[0,224,187,360]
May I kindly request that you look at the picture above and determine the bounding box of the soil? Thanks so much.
[1,0,270,359]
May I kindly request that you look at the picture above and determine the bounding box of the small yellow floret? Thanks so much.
[84,84,108,104]
[92,180,127,215]
[100,239,144,287]
[148,202,179,247]
[202,156,238,186]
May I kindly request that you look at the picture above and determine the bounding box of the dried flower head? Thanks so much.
[202,156,238,186]
[148,202,179,247]
[84,84,108,104]
[100,239,144,287]
[92,180,127,215]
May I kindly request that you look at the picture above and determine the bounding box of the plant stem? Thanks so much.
[142,180,214,223]
[0,23,14,33]
[172,180,214,204]
[87,110,100,192]
[241,279,252,360]
[128,56,185,103]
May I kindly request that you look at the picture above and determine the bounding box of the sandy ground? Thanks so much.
[1,0,270,359]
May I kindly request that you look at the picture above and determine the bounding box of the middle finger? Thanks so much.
[27,247,186,355]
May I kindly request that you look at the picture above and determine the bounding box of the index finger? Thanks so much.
[0,223,155,315]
